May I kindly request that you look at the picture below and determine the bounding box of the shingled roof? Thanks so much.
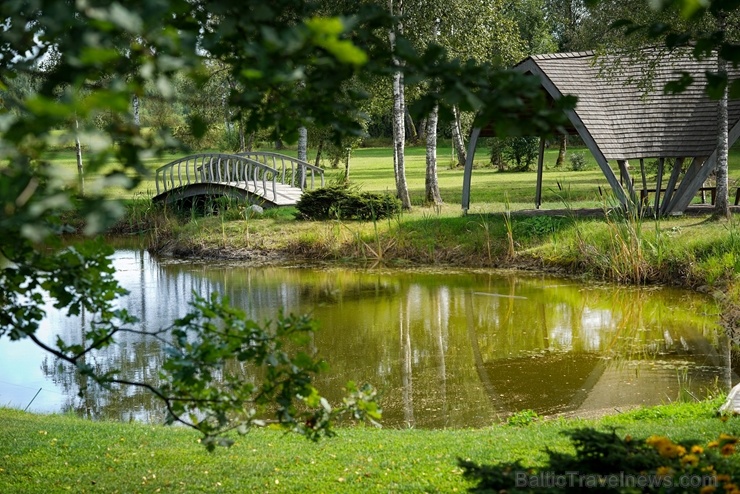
[514,50,740,160]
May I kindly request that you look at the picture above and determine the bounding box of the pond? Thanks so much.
[0,247,734,429]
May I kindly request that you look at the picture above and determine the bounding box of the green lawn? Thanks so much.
[2,399,739,493]
[47,141,740,212]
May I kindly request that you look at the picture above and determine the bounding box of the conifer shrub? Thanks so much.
[296,184,401,221]
[460,427,740,493]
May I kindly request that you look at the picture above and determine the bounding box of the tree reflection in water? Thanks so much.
[25,249,734,428]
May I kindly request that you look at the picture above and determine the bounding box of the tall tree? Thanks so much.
[0,0,573,448]
[389,0,412,209]
[588,0,739,216]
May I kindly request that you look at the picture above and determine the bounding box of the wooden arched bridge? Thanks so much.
[153,152,324,207]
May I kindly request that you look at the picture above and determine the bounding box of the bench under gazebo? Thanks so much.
[461,50,740,215]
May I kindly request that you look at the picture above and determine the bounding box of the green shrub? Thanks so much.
[296,184,401,221]
[461,427,740,493]
[570,152,587,171]
[503,137,539,171]
[506,409,540,427]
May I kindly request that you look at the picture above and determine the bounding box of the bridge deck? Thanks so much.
[231,180,303,206]
[153,152,324,207]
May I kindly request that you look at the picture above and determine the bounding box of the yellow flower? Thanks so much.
[700,487,716,494]
[647,435,671,447]
[656,466,673,477]
[681,454,700,467]
[709,441,720,448]
[658,443,683,459]
[692,445,705,455]
[717,474,731,482]
[723,482,738,492]
[721,444,736,456]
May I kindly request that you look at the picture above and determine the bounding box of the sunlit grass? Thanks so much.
[2,399,736,494]
[48,142,740,209]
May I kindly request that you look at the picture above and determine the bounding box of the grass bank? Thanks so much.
[2,399,739,493]
[82,142,740,291]
[145,202,740,292]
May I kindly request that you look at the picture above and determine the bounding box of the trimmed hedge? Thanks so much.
[296,184,401,220]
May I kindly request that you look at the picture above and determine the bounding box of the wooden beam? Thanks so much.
[654,157,665,215]
[664,156,704,213]
[666,156,710,212]
[671,118,740,212]
[514,61,628,207]
[535,137,545,209]
[660,157,685,215]
[639,158,648,209]
[461,127,481,215]
[617,159,638,210]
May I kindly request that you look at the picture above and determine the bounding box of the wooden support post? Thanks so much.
[513,59,628,208]
[671,119,740,212]
[660,157,684,215]
[535,137,545,209]
[665,156,706,212]
[617,159,638,210]
[639,158,648,209]
[461,127,481,215]
[654,157,664,215]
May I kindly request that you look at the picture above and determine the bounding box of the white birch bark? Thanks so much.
[715,14,730,219]
[389,0,411,210]
[451,105,466,167]
[298,127,308,162]
[297,127,308,189]
[132,94,140,127]
[425,103,442,204]
[75,118,84,196]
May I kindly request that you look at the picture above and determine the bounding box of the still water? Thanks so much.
[0,248,733,428]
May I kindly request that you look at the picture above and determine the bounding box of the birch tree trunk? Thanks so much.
[75,118,84,196]
[314,139,324,168]
[425,103,442,205]
[418,117,427,143]
[451,105,466,167]
[132,94,140,127]
[238,118,246,152]
[714,12,730,219]
[555,135,567,168]
[405,107,418,143]
[298,127,308,162]
[389,0,411,210]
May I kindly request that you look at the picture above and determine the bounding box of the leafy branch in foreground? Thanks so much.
[159,293,381,450]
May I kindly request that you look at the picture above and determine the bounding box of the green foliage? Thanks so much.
[570,152,587,171]
[461,427,740,493]
[502,137,540,171]
[296,184,401,221]
[506,409,540,427]
[1,399,733,493]
[513,216,568,239]
[160,293,380,450]
[6,0,576,451]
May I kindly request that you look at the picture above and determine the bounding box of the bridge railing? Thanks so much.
[238,152,325,190]
[154,153,280,202]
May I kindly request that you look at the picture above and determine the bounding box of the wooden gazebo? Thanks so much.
[461,50,740,215]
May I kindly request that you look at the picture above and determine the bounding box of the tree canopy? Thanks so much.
[0,0,573,448]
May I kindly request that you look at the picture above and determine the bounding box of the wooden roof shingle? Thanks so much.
[514,50,740,160]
